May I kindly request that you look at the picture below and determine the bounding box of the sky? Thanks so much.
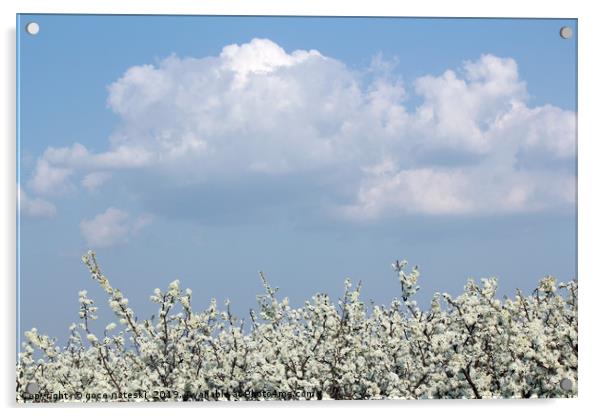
[17,15,577,344]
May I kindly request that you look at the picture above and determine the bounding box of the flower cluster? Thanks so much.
[16,252,577,402]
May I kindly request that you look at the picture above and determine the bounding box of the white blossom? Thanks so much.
[16,253,577,402]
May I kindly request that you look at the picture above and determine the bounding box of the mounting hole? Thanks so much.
[559,26,573,39]
[25,22,40,35]
[560,378,573,391]
[25,381,40,395]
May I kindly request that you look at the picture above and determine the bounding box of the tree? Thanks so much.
[16,251,577,402]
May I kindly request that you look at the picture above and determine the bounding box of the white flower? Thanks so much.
[17,253,578,402]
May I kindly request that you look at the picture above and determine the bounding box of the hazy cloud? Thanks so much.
[80,207,151,248]
[81,172,112,191]
[18,186,57,218]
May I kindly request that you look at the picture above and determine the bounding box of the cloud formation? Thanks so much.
[26,38,576,221]
[18,186,56,218]
[81,172,112,191]
[80,207,151,248]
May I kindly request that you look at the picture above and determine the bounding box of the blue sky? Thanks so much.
[17,15,577,343]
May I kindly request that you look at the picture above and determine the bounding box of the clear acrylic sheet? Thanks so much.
[16,14,577,402]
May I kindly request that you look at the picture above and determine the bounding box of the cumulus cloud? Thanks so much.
[80,207,151,248]
[18,186,56,218]
[27,38,576,220]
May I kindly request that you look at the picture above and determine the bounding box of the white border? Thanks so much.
[2,1,600,415]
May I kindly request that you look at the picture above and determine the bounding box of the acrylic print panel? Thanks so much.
[16,14,577,402]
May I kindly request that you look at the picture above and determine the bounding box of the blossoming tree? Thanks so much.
[16,252,577,402]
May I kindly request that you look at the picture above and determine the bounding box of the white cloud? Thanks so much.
[488,102,576,158]
[218,38,322,86]
[18,186,56,218]
[27,39,576,219]
[81,172,112,191]
[29,143,152,194]
[411,55,526,153]
[79,207,151,248]
[28,159,73,195]
[342,160,575,218]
